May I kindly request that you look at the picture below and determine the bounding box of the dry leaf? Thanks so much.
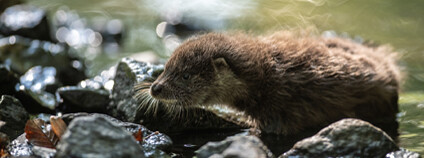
[50,116,67,139]
[0,132,9,158]
[25,119,57,149]
[133,129,143,143]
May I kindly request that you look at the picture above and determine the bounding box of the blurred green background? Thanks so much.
[27,0,424,153]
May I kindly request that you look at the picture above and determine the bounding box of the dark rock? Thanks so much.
[386,148,422,158]
[108,57,242,132]
[56,114,145,158]
[196,135,274,158]
[17,85,57,112]
[0,64,19,95]
[0,5,52,41]
[281,119,399,158]
[0,35,86,85]
[56,86,109,113]
[0,65,56,113]
[7,133,33,157]
[0,95,29,139]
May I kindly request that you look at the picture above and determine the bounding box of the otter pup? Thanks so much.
[144,31,401,135]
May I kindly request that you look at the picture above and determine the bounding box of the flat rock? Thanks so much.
[0,95,29,139]
[196,135,274,158]
[281,118,399,158]
[56,114,145,158]
[56,86,109,113]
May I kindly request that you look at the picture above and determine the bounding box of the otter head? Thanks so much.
[150,34,247,107]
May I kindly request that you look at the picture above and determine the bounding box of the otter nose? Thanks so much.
[150,83,163,96]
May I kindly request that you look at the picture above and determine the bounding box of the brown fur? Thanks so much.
[146,31,401,135]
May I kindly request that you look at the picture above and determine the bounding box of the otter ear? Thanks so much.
[212,57,229,71]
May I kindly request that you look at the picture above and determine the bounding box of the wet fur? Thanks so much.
[139,31,401,135]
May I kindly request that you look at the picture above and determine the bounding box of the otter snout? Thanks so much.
[150,83,163,97]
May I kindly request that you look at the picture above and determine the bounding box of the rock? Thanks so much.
[19,66,61,93]
[0,66,56,113]
[0,95,29,139]
[58,113,172,158]
[108,57,242,132]
[0,4,52,41]
[56,114,145,158]
[385,148,422,158]
[196,135,274,158]
[0,64,19,95]
[32,146,56,158]
[17,84,57,112]
[0,35,86,85]
[281,118,399,158]
[56,86,110,113]
[7,133,33,157]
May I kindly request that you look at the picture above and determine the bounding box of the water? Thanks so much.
[27,0,424,154]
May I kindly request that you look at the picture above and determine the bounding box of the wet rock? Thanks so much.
[0,65,56,113]
[17,84,57,113]
[0,5,52,41]
[56,86,109,113]
[281,119,399,158]
[108,57,162,122]
[20,66,61,93]
[59,113,172,158]
[32,146,56,158]
[108,57,242,132]
[7,133,33,157]
[196,135,274,158]
[56,114,145,158]
[385,148,421,158]
[78,65,116,92]
[0,35,86,85]
[0,64,19,95]
[0,95,29,139]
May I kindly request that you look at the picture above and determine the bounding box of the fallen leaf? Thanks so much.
[25,119,57,149]
[50,116,67,139]
[0,148,9,158]
[0,132,9,158]
[133,129,143,143]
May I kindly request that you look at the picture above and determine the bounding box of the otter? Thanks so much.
[139,31,401,135]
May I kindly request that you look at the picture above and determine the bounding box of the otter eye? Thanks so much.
[182,73,190,80]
